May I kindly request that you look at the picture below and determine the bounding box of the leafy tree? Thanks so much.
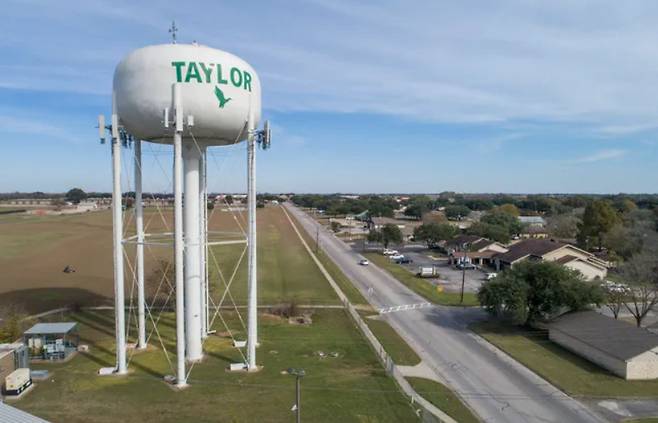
[65,188,87,204]
[404,196,433,220]
[367,229,383,244]
[467,222,511,243]
[577,200,620,250]
[445,205,471,220]
[477,261,604,325]
[603,224,642,261]
[413,223,458,248]
[619,251,658,327]
[481,210,523,234]
[547,214,580,239]
[464,199,494,211]
[330,221,341,233]
[493,203,520,217]
[381,224,403,248]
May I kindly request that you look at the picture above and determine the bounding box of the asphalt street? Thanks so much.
[286,204,605,423]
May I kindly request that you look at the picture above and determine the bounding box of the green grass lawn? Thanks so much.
[17,309,417,423]
[359,313,420,366]
[406,377,479,423]
[207,206,340,306]
[471,320,658,398]
[285,208,370,307]
[364,253,478,307]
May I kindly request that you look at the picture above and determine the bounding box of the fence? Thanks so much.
[281,205,456,423]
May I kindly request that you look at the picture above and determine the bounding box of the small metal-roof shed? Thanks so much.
[24,322,77,335]
[0,402,50,423]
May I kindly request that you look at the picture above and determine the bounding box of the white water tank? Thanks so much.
[113,43,261,145]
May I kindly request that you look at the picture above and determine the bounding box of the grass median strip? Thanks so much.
[359,312,420,366]
[363,253,478,307]
[286,209,370,307]
[471,320,658,398]
[406,377,479,423]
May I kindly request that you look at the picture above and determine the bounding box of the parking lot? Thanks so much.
[353,242,488,294]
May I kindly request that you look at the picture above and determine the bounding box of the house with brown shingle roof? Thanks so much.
[494,239,609,280]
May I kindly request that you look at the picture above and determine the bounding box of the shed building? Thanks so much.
[24,322,79,361]
[548,311,658,380]
[0,402,50,422]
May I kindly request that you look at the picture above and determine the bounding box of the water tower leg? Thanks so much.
[111,112,127,375]
[183,143,203,362]
[199,147,208,339]
[247,119,258,370]
[173,84,187,386]
[134,139,147,350]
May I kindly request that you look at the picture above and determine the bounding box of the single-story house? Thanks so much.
[519,225,550,239]
[548,311,658,380]
[450,238,509,266]
[493,239,609,279]
[24,322,79,361]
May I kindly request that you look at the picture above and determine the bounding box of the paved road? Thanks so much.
[286,204,605,423]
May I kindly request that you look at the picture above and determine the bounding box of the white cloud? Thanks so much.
[571,149,627,164]
[5,0,658,130]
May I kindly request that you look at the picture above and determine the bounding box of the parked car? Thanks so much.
[485,272,497,280]
[389,254,405,261]
[456,262,476,270]
[383,248,399,256]
[358,259,369,266]
[396,257,413,264]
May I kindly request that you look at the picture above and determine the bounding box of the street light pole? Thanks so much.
[295,373,301,423]
[287,368,305,423]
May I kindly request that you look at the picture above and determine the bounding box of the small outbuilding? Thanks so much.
[548,311,658,380]
[24,322,79,361]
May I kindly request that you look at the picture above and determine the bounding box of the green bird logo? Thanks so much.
[214,86,232,108]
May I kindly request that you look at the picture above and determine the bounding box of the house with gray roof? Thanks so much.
[548,311,658,380]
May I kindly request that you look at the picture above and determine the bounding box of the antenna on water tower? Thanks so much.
[169,21,179,44]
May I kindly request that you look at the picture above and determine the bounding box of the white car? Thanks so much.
[383,249,399,256]
[485,272,497,280]
[389,254,405,261]
[359,259,369,266]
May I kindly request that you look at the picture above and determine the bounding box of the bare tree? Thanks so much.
[620,251,658,327]
[603,287,625,319]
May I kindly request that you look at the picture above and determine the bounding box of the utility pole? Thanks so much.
[460,248,466,304]
[315,225,320,254]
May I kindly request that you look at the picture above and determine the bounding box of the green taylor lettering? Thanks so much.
[217,63,228,85]
[169,61,252,92]
[171,61,186,83]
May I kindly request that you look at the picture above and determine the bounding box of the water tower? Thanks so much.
[99,41,270,387]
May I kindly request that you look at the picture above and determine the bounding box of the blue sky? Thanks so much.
[2,0,658,193]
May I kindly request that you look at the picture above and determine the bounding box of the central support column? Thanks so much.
[183,142,203,362]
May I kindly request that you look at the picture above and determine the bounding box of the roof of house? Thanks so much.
[495,239,565,264]
[548,311,658,361]
[446,234,484,247]
[555,255,578,265]
[0,403,50,423]
[24,322,77,336]
[470,238,496,251]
